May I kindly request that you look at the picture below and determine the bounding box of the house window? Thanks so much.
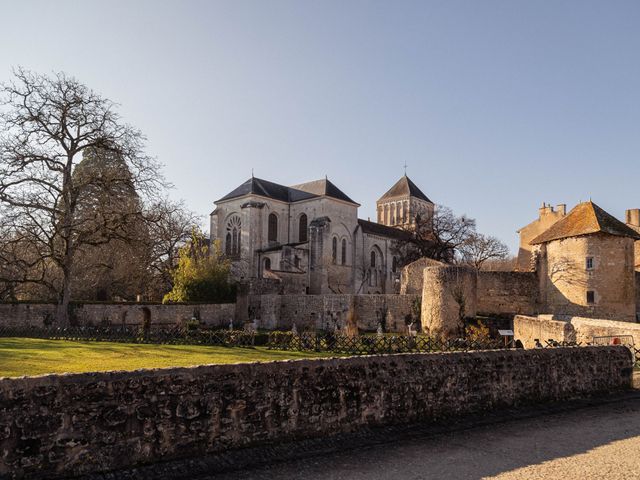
[341,238,347,265]
[264,258,271,271]
[586,291,595,304]
[299,214,308,242]
[586,257,594,270]
[294,256,300,269]
[392,256,398,273]
[332,237,337,264]
[268,213,278,243]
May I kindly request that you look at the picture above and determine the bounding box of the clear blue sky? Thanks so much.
[2,0,639,252]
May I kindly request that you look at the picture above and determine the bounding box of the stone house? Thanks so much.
[210,174,433,295]
[624,208,640,270]
[530,201,640,321]
[515,203,566,271]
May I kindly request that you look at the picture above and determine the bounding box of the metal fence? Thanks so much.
[267,331,506,355]
[1,326,638,366]
[0,325,257,347]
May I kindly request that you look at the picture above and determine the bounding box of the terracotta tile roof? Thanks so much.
[530,201,640,244]
[378,175,432,203]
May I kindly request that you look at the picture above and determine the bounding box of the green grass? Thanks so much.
[0,337,335,378]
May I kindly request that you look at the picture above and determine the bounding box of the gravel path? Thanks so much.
[209,397,640,480]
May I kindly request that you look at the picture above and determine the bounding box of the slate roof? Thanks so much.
[217,177,358,205]
[291,179,358,205]
[530,201,640,245]
[357,219,411,240]
[217,177,317,203]
[378,175,432,203]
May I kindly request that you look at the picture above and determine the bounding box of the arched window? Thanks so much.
[341,238,347,265]
[225,215,241,257]
[264,258,271,271]
[392,256,398,273]
[332,237,338,264]
[370,250,376,268]
[268,213,278,243]
[299,214,308,242]
[225,232,232,256]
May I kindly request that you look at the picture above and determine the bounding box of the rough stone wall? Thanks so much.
[513,314,574,348]
[247,294,419,332]
[0,347,632,480]
[515,313,640,348]
[421,265,477,337]
[636,271,640,318]
[477,271,538,317]
[0,303,236,328]
[538,234,636,321]
[399,257,444,294]
[0,303,56,327]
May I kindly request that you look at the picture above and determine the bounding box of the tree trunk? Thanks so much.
[56,268,72,325]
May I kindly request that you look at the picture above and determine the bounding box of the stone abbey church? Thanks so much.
[210,175,433,294]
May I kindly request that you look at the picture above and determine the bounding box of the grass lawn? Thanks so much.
[0,337,335,378]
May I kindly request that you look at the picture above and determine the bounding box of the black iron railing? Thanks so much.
[0,325,256,347]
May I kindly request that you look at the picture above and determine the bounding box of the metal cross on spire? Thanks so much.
[403,162,408,175]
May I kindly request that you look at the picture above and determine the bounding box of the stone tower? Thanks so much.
[376,175,434,228]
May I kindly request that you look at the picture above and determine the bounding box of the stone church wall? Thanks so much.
[1,347,632,479]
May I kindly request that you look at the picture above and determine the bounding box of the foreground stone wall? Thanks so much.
[0,303,236,328]
[0,347,632,479]
[477,271,538,317]
[514,314,640,348]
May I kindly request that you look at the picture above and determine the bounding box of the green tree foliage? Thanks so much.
[163,233,236,304]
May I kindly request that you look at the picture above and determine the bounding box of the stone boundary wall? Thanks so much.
[249,294,419,332]
[0,303,235,328]
[477,271,538,317]
[513,315,573,347]
[515,313,640,348]
[0,347,632,479]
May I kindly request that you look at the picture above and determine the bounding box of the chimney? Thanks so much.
[556,204,566,216]
[539,202,554,218]
[626,209,640,227]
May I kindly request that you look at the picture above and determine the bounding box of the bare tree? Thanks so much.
[393,204,476,266]
[144,199,200,298]
[0,69,164,323]
[459,233,510,270]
